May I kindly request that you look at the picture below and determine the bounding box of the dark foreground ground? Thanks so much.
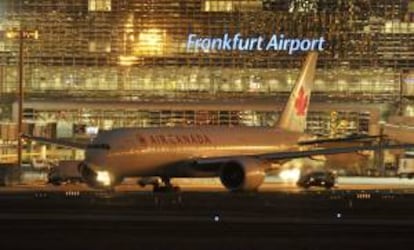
[1,189,414,250]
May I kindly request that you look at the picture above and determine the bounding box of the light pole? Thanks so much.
[17,29,24,168]
[7,28,38,168]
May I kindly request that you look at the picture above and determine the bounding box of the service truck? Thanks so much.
[48,160,82,185]
[398,158,414,179]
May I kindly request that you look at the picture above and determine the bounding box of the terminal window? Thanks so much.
[289,0,318,13]
[88,40,111,53]
[88,0,111,12]
[203,0,262,12]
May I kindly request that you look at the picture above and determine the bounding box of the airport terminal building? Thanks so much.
[0,0,413,162]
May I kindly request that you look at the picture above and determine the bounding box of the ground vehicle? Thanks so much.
[398,158,414,178]
[48,160,82,185]
[296,170,336,189]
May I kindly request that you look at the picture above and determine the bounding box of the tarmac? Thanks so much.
[1,181,414,249]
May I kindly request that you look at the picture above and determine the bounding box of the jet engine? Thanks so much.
[219,158,267,192]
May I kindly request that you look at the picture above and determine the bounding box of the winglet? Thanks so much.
[276,52,318,133]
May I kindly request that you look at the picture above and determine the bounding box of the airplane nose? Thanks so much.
[79,161,122,188]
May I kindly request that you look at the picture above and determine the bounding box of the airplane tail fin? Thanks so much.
[276,52,318,133]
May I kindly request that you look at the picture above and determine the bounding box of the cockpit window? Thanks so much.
[86,144,110,150]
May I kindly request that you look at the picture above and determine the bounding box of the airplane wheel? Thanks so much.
[153,185,180,193]
[153,186,164,192]
[50,181,61,186]
[153,177,180,193]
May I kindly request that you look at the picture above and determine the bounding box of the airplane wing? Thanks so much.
[297,135,383,146]
[258,143,413,160]
[22,134,87,150]
[194,142,414,166]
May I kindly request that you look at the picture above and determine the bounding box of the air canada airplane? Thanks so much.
[26,52,414,192]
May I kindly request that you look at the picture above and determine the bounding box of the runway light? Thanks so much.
[279,168,301,182]
[213,215,220,222]
[96,171,112,186]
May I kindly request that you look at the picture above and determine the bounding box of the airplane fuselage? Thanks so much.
[85,126,306,178]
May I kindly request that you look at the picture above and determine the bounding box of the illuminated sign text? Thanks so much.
[187,33,325,54]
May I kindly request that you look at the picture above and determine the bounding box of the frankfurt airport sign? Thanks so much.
[186,33,325,54]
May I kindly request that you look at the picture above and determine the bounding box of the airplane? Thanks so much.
[24,52,414,192]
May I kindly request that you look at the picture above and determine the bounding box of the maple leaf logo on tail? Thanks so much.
[294,87,308,116]
[276,52,317,132]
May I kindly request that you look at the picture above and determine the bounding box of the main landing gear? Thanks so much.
[153,177,181,193]
[138,176,181,193]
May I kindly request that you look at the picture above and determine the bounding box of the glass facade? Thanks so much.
[0,0,411,101]
[0,0,413,161]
